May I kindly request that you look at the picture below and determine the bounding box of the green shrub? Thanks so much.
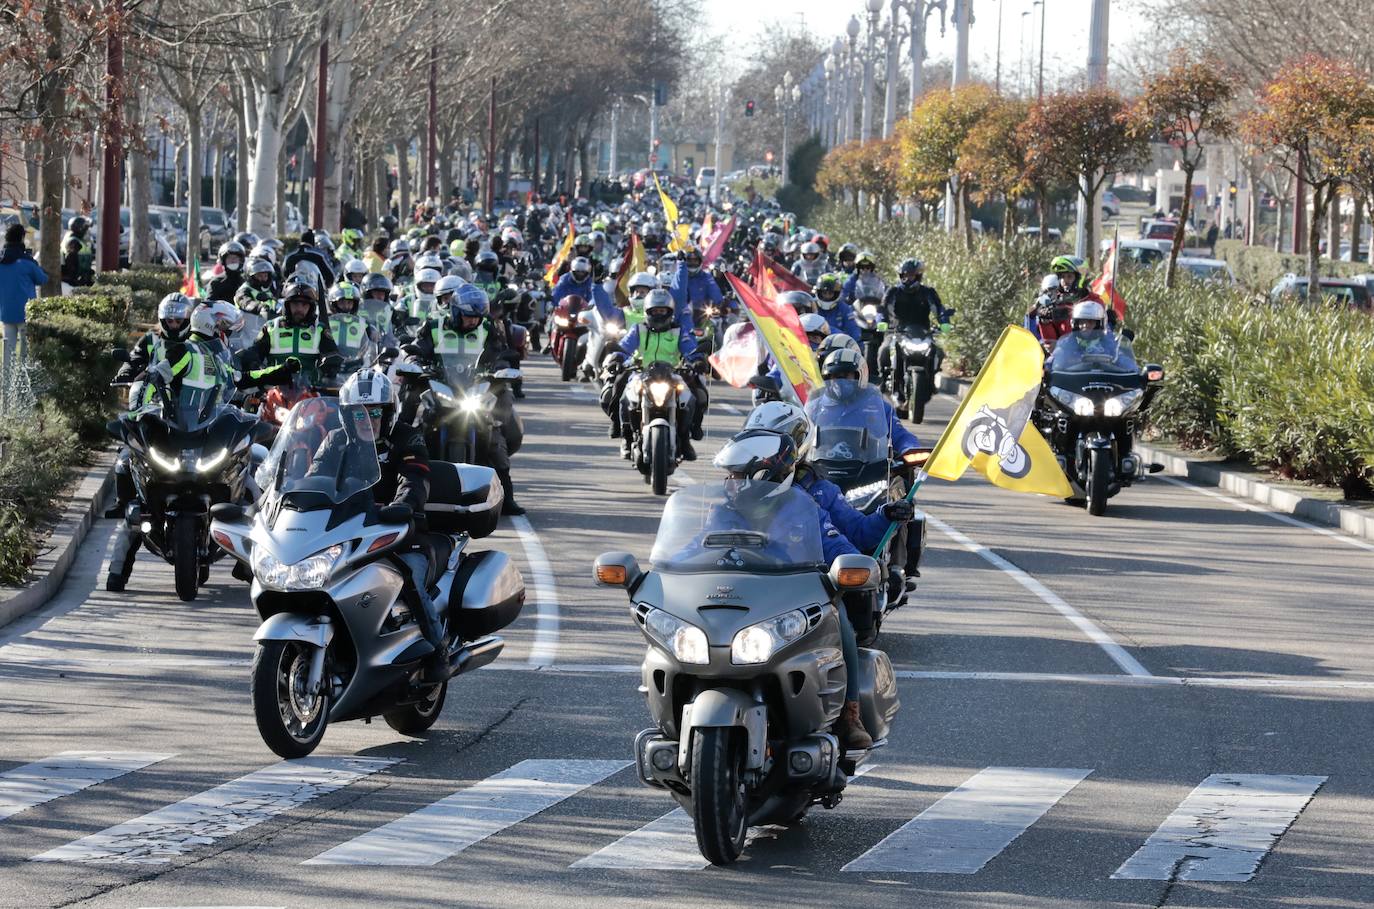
[0,404,84,585]
[1214,240,1368,292]
[27,314,128,442]
[31,286,132,324]
[95,265,185,298]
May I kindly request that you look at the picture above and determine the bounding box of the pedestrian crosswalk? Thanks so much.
[0,751,1324,880]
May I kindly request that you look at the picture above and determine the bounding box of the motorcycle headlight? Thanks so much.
[1050,386,1096,417]
[901,338,932,354]
[648,380,672,407]
[460,394,485,414]
[253,544,345,590]
[554,315,570,327]
[730,609,809,664]
[195,448,228,473]
[644,608,709,664]
[1103,389,1144,417]
[147,447,182,472]
[844,480,888,503]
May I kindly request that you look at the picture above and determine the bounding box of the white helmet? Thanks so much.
[742,400,816,462]
[344,257,367,278]
[449,258,474,282]
[339,368,398,435]
[799,312,830,341]
[415,253,444,273]
[628,271,658,293]
[1070,299,1107,331]
[434,273,465,301]
[188,306,219,339]
[415,268,441,289]
[207,300,244,334]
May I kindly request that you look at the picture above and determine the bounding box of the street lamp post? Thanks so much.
[861,0,882,141]
[830,38,844,147]
[845,16,860,144]
[775,85,786,185]
[1035,0,1046,100]
[882,0,905,139]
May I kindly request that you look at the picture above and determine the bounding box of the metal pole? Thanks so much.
[782,103,789,185]
[426,47,436,199]
[994,0,1003,94]
[532,118,541,197]
[1037,0,1046,100]
[909,0,927,105]
[882,0,900,138]
[99,0,124,272]
[947,0,969,233]
[649,94,658,171]
[1076,0,1108,258]
[861,10,878,141]
[712,87,725,203]
[846,34,859,143]
[311,31,327,228]
[485,76,495,213]
[607,102,618,180]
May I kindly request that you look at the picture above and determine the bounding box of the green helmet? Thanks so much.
[814,272,844,302]
[1050,255,1088,289]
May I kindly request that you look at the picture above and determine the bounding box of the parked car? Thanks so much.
[1102,191,1121,218]
[199,206,230,257]
[1270,274,1373,312]
[1017,226,1063,243]
[1110,184,1153,204]
[1141,219,1179,241]
[1173,256,1237,285]
[695,167,716,191]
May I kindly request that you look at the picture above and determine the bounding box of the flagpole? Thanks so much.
[870,470,926,559]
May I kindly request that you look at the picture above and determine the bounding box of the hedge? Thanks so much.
[95,264,185,299]
[27,314,128,443]
[1213,240,1370,293]
[0,404,84,584]
[814,207,1374,495]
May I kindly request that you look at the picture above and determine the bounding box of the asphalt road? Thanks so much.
[2,356,1372,909]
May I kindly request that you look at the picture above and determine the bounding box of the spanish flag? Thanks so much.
[613,232,645,309]
[924,325,1073,498]
[1091,227,1127,321]
[749,249,811,299]
[726,273,821,404]
[543,213,576,286]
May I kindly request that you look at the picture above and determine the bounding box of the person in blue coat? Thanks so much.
[0,224,48,382]
[813,347,922,454]
[658,254,697,332]
[815,271,864,343]
[551,257,615,321]
[676,247,721,319]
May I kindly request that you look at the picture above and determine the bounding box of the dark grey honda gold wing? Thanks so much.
[211,397,524,759]
[595,480,900,865]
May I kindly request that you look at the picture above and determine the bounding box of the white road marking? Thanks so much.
[0,752,174,821]
[573,765,878,870]
[1113,774,1327,882]
[305,758,629,866]
[895,670,1374,689]
[1158,475,1374,553]
[719,403,744,416]
[32,757,395,865]
[509,515,559,667]
[926,514,1152,677]
[843,766,1092,873]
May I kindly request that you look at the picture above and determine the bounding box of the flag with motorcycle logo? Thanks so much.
[725,273,821,404]
[542,212,577,286]
[652,173,693,252]
[924,325,1073,497]
[612,232,645,309]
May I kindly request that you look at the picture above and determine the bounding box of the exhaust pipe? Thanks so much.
[449,635,505,677]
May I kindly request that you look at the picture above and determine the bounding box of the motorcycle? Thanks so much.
[579,305,628,385]
[420,346,522,467]
[806,386,926,645]
[624,360,686,496]
[360,297,398,347]
[594,479,899,865]
[550,294,589,381]
[1033,332,1165,516]
[856,304,885,382]
[1032,296,1074,354]
[107,357,265,601]
[891,327,938,424]
[209,396,521,758]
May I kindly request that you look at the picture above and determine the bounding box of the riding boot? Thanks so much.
[105,526,142,592]
[512,378,525,399]
[401,552,450,682]
[678,431,697,462]
[837,700,874,751]
[497,469,527,516]
[104,459,136,520]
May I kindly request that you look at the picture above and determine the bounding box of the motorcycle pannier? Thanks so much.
[448,550,525,639]
[424,460,502,539]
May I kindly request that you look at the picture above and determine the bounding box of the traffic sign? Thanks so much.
[649,154,658,165]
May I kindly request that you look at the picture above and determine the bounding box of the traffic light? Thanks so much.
[1229,181,1237,196]
[745,99,755,118]
[653,80,667,107]
[652,138,661,149]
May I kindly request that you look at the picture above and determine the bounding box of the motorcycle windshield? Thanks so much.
[360,299,393,335]
[441,349,483,391]
[650,481,825,574]
[1048,331,1139,375]
[259,397,380,504]
[806,386,890,463]
[229,311,265,353]
[162,378,227,432]
[332,318,375,363]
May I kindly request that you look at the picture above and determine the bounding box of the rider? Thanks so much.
[1026,255,1112,343]
[205,241,247,302]
[332,369,450,681]
[234,257,279,318]
[551,256,615,321]
[880,258,952,401]
[791,241,826,285]
[249,279,340,384]
[671,246,720,331]
[282,229,336,288]
[616,288,706,461]
[817,347,922,456]
[842,251,886,310]
[1046,299,1125,369]
[326,283,376,363]
[412,283,526,516]
[711,429,876,750]
[336,227,365,263]
[60,216,95,286]
[398,267,442,335]
[815,271,864,344]
[834,243,859,275]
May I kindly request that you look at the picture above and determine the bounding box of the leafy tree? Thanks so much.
[1244,56,1374,285]
[1022,88,1148,266]
[897,84,997,250]
[956,97,1033,237]
[1133,52,1236,287]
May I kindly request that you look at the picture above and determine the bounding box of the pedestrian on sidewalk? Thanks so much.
[0,223,47,389]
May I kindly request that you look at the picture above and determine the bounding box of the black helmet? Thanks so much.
[899,258,923,282]
[361,272,392,300]
[776,290,815,313]
[837,243,858,264]
[475,249,500,273]
[282,281,319,325]
[644,288,675,332]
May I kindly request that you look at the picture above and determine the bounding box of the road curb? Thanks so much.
[934,372,1374,542]
[0,451,116,631]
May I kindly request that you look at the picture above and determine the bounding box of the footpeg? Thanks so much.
[1147,462,1165,473]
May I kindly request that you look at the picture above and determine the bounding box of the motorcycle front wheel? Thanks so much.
[173,512,200,602]
[907,369,927,424]
[252,640,330,758]
[649,423,671,496]
[560,342,578,381]
[691,727,749,866]
[1087,448,1112,516]
[383,682,448,736]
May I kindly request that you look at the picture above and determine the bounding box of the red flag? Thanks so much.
[750,249,811,298]
[1091,232,1127,321]
[700,217,735,267]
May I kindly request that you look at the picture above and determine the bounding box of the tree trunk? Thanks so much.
[23,138,39,202]
[1082,182,1098,268]
[1328,186,1340,263]
[275,138,290,237]
[395,139,411,224]
[960,183,974,252]
[1037,190,1048,244]
[212,142,223,211]
[129,90,152,266]
[1352,195,1365,266]
[173,141,185,208]
[1306,183,1326,285]
[187,105,204,264]
[1165,165,1194,289]
[1245,166,1259,246]
[37,0,66,296]
[235,101,249,231]
[245,47,287,236]
[375,153,388,225]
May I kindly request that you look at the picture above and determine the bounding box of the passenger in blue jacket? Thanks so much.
[551,257,615,321]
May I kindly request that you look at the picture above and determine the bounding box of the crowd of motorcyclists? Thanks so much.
[98,173,1149,829]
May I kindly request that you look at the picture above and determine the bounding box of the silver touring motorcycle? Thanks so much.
[211,397,523,758]
[596,479,901,865]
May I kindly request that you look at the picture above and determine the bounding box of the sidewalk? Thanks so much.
[933,373,1374,544]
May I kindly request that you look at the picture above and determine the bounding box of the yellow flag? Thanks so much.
[543,221,576,286]
[653,173,688,252]
[925,325,1073,498]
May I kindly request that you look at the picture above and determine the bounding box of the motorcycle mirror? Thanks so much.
[378,503,414,525]
[593,551,641,590]
[747,374,781,394]
[829,554,880,591]
[376,345,400,363]
[1145,363,1165,382]
[109,347,129,363]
